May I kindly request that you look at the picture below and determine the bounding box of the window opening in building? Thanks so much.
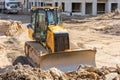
[85,3,92,14]
[62,2,65,12]
[111,3,118,12]
[29,2,32,9]
[46,3,52,6]
[41,2,43,6]
[38,2,41,6]
[35,2,37,6]
[97,3,105,14]
[32,2,33,6]
[72,3,81,12]
[55,2,58,7]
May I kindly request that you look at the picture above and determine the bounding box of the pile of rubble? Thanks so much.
[0,20,24,36]
[95,9,120,20]
[94,24,120,36]
[0,64,120,80]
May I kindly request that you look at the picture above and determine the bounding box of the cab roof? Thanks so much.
[31,6,61,11]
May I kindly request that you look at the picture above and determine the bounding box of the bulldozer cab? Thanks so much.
[30,7,62,42]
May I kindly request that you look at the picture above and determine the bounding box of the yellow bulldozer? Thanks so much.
[25,7,96,72]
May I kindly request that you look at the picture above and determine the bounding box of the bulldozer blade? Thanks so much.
[40,49,96,72]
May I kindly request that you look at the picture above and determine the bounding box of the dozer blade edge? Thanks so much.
[40,49,96,72]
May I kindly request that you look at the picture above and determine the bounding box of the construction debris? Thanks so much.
[5,21,24,36]
[95,9,120,20]
[0,64,120,80]
[94,24,120,36]
[0,20,24,36]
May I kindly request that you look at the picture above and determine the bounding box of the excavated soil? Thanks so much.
[1,10,120,79]
[0,64,120,80]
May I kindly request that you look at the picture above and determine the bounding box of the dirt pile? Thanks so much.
[0,64,120,80]
[94,24,120,36]
[0,20,10,36]
[0,20,24,36]
[0,20,29,69]
[95,9,120,20]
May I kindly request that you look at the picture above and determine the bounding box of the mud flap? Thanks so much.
[40,49,96,72]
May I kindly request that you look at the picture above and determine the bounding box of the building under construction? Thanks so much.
[22,0,120,16]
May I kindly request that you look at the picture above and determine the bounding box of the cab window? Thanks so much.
[31,12,36,29]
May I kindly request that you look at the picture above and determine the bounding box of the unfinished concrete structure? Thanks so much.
[23,0,120,16]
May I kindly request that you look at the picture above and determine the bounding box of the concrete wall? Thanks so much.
[54,0,97,16]
[21,0,120,16]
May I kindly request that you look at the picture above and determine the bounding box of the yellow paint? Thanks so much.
[46,29,54,53]
[46,25,68,53]
[48,25,67,33]
[28,28,34,40]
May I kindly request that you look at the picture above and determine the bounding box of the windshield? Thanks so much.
[38,9,62,25]
[7,2,19,8]
[57,9,62,24]
[47,10,56,25]
[46,9,62,25]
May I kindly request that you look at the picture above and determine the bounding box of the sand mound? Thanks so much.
[96,9,120,20]
[0,64,120,80]
[94,23,120,36]
[0,20,24,36]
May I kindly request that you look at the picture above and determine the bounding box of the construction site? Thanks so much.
[1,8,120,79]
